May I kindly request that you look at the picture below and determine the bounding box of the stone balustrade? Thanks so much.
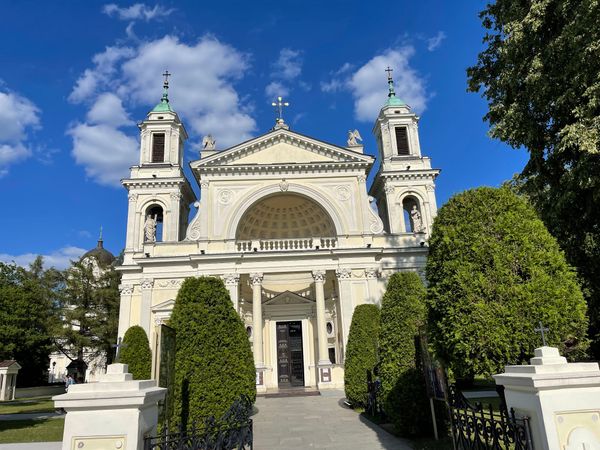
[236,237,337,252]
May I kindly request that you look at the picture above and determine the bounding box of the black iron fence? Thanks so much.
[144,396,253,450]
[366,369,384,419]
[448,385,533,450]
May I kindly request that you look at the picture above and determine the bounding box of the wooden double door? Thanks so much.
[276,321,305,387]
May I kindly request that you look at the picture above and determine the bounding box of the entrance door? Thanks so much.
[276,321,304,387]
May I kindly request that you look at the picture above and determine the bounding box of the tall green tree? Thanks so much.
[0,257,58,386]
[378,272,431,436]
[119,326,152,380]
[344,304,380,407]
[467,0,600,355]
[427,187,588,380]
[53,258,120,376]
[169,277,255,428]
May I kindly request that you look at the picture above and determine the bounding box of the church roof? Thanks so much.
[82,238,115,267]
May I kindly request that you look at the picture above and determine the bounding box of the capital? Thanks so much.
[223,273,240,286]
[119,284,134,295]
[249,273,263,286]
[365,268,380,279]
[312,270,326,283]
[140,279,154,290]
[128,192,138,202]
[335,268,352,280]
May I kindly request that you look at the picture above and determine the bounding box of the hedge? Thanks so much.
[119,325,152,380]
[169,277,255,428]
[378,271,431,436]
[344,304,380,407]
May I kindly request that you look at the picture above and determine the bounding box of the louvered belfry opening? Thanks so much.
[395,126,410,156]
[152,133,165,162]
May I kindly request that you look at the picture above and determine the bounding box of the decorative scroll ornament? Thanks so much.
[335,268,352,279]
[128,192,138,202]
[186,201,202,241]
[140,279,154,290]
[200,180,209,189]
[367,196,385,234]
[157,279,184,288]
[426,184,436,192]
[358,174,367,183]
[170,192,182,201]
[249,273,264,286]
[312,270,326,283]
[384,183,395,194]
[279,179,289,192]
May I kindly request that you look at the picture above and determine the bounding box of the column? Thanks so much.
[313,270,332,385]
[365,267,381,304]
[125,193,138,251]
[117,284,134,338]
[222,273,240,312]
[139,279,154,338]
[336,268,354,355]
[169,192,182,241]
[250,273,266,389]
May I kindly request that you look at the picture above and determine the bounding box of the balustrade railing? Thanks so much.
[235,237,337,252]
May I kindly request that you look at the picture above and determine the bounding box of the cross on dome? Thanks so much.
[151,70,174,113]
[384,66,405,107]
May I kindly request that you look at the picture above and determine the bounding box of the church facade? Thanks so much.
[117,74,439,391]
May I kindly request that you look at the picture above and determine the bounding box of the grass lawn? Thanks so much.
[0,397,56,414]
[0,418,64,443]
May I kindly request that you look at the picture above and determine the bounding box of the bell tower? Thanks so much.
[370,68,439,236]
[121,72,195,263]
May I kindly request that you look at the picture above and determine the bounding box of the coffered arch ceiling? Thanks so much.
[236,194,336,240]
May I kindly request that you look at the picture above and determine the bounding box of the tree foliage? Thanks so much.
[467,0,600,356]
[344,304,380,407]
[53,258,120,375]
[119,326,152,380]
[427,187,588,379]
[0,258,58,387]
[169,277,255,427]
[378,272,431,436]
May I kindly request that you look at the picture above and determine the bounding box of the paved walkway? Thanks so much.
[253,390,413,449]
[0,444,60,450]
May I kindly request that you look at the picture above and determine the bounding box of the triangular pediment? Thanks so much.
[264,290,314,305]
[151,299,175,312]
[191,128,373,169]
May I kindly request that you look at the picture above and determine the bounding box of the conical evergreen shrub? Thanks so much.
[119,325,152,380]
[169,277,255,427]
[379,272,431,436]
[344,304,380,407]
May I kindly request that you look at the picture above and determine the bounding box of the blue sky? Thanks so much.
[0,0,528,269]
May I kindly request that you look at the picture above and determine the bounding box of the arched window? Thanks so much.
[144,204,164,243]
[402,196,424,233]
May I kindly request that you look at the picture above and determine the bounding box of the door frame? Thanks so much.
[270,318,311,388]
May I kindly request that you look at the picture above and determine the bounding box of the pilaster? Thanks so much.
[139,279,154,338]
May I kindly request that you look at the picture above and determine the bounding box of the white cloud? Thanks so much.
[322,46,428,121]
[0,246,86,270]
[87,92,132,126]
[265,48,303,100]
[68,35,256,185]
[272,48,302,80]
[102,3,174,21]
[68,122,138,186]
[427,31,446,51]
[0,89,41,176]
[265,81,289,99]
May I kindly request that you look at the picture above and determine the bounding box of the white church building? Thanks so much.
[116,72,439,391]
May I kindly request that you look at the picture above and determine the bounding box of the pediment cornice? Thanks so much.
[191,128,374,172]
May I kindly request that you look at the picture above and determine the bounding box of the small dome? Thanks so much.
[81,239,115,267]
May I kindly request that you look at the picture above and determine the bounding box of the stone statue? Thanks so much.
[410,205,424,232]
[144,214,157,242]
[347,129,362,147]
[202,134,216,151]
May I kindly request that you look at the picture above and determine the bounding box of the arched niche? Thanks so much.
[236,193,336,240]
[401,195,424,233]
[144,203,164,242]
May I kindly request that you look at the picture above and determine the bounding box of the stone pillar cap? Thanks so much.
[530,346,568,366]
